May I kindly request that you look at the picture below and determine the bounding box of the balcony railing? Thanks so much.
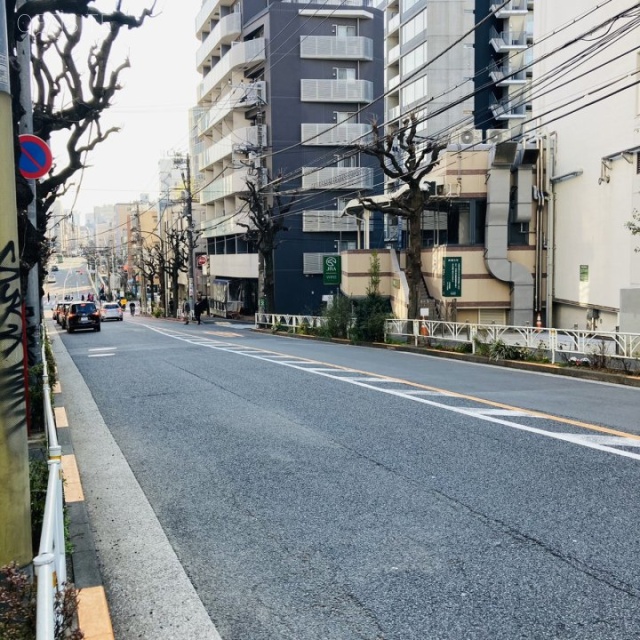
[200,170,250,204]
[198,38,266,103]
[303,210,359,232]
[195,0,236,35]
[490,0,529,17]
[300,35,373,60]
[489,27,528,51]
[387,12,400,35]
[387,43,400,65]
[301,79,373,103]
[490,96,527,120]
[196,12,242,71]
[301,123,371,146]
[198,125,264,170]
[197,81,266,136]
[301,166,374,190]
[488,60,527,86]
[282,0,373,5]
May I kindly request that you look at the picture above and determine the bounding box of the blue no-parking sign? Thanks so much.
[19,134,52,179]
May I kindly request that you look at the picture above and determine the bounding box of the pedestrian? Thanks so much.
[169,298,174,317]
[195,295,203,325]
[182,299,190,324]
[47,292,50,303]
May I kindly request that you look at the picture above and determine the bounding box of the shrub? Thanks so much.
[351,294,392,343]
[322,295,352,339]
[0,563,84,639]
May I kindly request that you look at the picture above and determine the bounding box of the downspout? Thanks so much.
[484,142,534,326]
[545,132,557,327]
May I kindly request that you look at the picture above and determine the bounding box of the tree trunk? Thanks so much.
[405,191,425,319]
[258,251,266,312]
[264,248,275,314]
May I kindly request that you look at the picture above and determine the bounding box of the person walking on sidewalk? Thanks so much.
[182,299,191,324]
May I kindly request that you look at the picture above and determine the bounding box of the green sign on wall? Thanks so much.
[443,257,462,297]
[323,255,342,286]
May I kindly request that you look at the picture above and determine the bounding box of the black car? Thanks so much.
[66,301,100,333]
[51,264,59,272]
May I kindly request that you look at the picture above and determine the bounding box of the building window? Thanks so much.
[335,67,356,80]
[402,42,428,77]
[402,11,427,43]
[335,111,356,123]
[337,154,358,168]
[335,24,356,37]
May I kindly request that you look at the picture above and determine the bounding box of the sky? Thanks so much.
[52,0,202,215]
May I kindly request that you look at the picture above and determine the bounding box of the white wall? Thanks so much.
[534,1,640,331]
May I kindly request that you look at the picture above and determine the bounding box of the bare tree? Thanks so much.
[238,175,296,314]
[358,113,445,319]
[6,1,156,280]
[163,225,190,317]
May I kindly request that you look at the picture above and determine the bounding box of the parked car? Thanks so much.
[100,302,123,322]
[55,302,71,326]
[66,301,100,333]
[47,274,56,283]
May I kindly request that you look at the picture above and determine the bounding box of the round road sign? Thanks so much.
[19,134,52,180]
[197,255,207,266]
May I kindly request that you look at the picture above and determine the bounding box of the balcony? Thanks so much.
[489,28,528,52]
[301,166,374,190]
[301,79,373,103]
[195,0,237,36]
[387,43,400,65]
[302,210,359,232]
[490,0,529,18]
[387,104,402,123]
[197,82,266,136]
[200,170,250,204]
[386,12,400,35]
[198,38,266,103]
[196,12,242,72]
[282,0,373,6]
[489,61,527,86]
[301,123,371,146]
[198,125,264,170]
[490,96,527,120]
[300,36,373,61]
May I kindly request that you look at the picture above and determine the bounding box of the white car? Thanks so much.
[100,302,123,322]
[47,274,56,283]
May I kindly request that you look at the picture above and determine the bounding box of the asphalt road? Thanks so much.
[51,313,640,640]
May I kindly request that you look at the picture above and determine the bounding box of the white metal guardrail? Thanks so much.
[384,319,640,364]
[34,326,67,639]
[254,313,640,366]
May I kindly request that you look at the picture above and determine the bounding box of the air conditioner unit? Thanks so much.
[486,129,510,144]
[451,128,482,146]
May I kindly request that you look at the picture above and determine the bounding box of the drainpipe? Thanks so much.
[545,132,557,327]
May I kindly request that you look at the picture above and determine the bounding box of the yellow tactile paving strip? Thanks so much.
[51,350,113,637]
[61,454,84,503]
[54,406,68,428]
[77,586,114,640]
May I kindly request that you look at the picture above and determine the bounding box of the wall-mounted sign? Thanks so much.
[442,256,462,297]
[323,255,341,286]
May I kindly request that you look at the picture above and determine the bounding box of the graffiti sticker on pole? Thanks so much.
[18,134,52,179]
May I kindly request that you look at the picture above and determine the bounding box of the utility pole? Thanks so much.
[17,0,40,366]
[174,153,196,317]
[0,0,32,567]
[133,202,146,313]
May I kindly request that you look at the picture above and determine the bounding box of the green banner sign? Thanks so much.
[443,256,462,297]
[323,255,342,286]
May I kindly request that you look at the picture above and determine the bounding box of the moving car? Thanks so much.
[100,302,123,322]
[51,264,59,272]
[55,301,71,325]
[47,274,56,283]
[66,301,100,333]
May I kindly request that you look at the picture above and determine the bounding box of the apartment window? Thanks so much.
[402,42,427,77]
[402,11,427,43]
[401,0,421,14]
[337,154,357,168]
[401,75,428,108]
[335,67,356,80]
[335,111,356,123]
[335,24,356,37]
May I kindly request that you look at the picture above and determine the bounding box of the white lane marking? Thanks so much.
[88,347,118,352]
[88,353,115,358]
[563,435,640,448]
[143,324,640,461]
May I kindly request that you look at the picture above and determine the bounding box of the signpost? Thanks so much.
[197,255,207,267]
[442,256,462,297]
[323,255,341,286]
[18,134,52,179]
